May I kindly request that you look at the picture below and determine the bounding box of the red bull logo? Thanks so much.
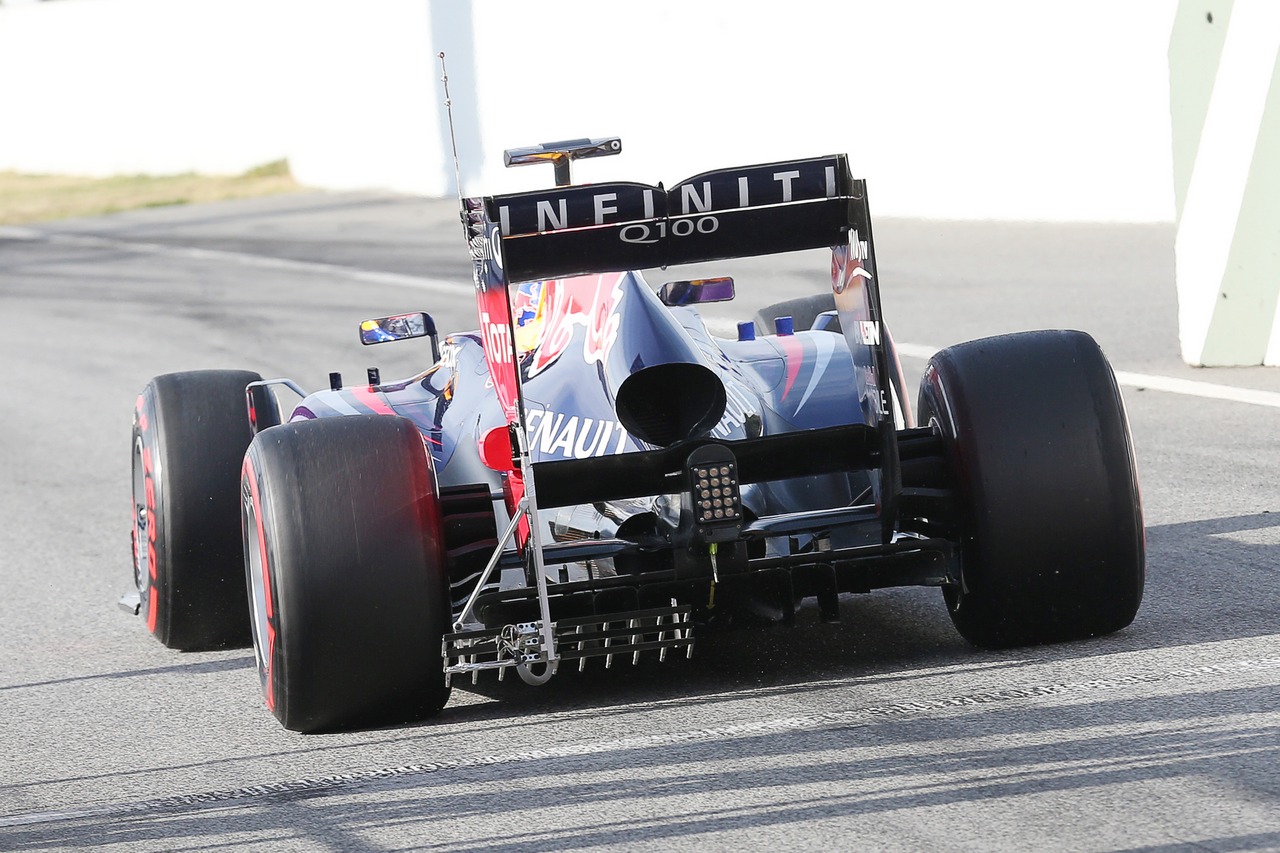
[524,273,626,377]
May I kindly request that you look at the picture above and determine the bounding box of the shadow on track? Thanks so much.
[6,682,1275,851]
[0,656,255,694]
[435,509,1280,729]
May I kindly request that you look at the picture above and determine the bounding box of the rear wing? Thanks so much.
[461,151,894,434]
[470,154,856,283]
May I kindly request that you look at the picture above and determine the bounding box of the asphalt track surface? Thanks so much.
[1,193,1278,852]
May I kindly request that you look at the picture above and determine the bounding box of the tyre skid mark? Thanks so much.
[3,656,1277,830]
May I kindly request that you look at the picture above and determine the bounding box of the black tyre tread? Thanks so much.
[246,415,451,733]
[141,369,265,650]
[918,330,1144,648]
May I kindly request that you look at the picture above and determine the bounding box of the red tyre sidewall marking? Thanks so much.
[242,455,278,712]
[145,444,158,632]
[131,400,142,587]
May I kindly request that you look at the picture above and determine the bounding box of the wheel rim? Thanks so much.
[242,494,271,676]
[131,431,152,599]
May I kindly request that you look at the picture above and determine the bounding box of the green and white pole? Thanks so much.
[1170,0,1280,366]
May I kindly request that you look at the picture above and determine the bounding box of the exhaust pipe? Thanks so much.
[614,362,726,447]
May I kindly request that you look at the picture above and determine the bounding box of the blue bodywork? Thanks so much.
[291,270,869,545]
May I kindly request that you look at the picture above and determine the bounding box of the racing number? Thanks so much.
[620,216,719,245]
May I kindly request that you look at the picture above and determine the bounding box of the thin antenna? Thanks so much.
[438,52,464,202]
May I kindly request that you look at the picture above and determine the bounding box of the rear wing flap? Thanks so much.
[476,155,856,282]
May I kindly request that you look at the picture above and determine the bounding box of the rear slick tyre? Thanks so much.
[131,369,268,650]
[241,415,452,733]
[917,330,1144,648]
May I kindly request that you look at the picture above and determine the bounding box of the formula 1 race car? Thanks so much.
[125,138,1144,732]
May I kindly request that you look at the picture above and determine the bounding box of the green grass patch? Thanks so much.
[0,160,304,225]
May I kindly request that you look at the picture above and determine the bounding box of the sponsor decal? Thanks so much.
[710,379,756,439]
[488,225,504,270]
[476,281,519,423]
[850,228,869,261]
[620,216,719,245]
[496,186,657,236]
[438,341,460,371]
[870,382,889,417]
[859,320,882,346]
[528,383,754,455]
[493,156,845,236]
[526,408,631,459]
[480,312,513,365]
[831,236,873,295]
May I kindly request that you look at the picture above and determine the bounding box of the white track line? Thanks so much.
[893,342,1280,409]
[0,226,468,295]
[702,319,1280,410]
[7,227,1278,409]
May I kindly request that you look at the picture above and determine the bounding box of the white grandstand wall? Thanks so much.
[465,2,1180,221]
[0,0,450,191]
[0,0,297,176]
[0,0,1178,223]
